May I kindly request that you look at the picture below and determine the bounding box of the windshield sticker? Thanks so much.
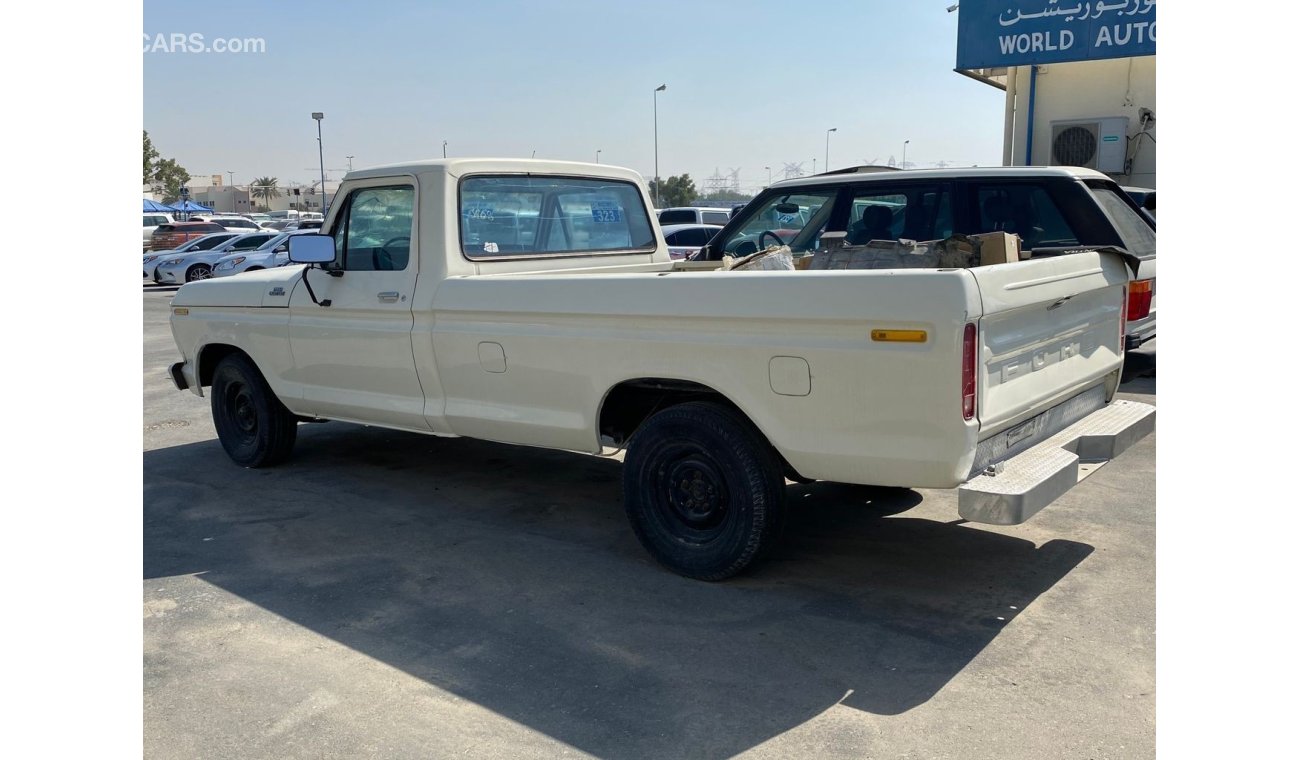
[591,200,623,223]
[465,204,495,221]
[483,242,499,253]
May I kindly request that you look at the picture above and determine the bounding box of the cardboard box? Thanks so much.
[969,232,1021,265]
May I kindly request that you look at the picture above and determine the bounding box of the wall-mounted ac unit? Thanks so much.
[1049,117,1129,173]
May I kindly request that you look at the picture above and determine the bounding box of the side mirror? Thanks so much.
[274,244,288,252]
[288,234,335,264]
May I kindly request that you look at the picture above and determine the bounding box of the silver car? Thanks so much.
[211,230,320,277]
[143,231,242,280]
[154,231,280,283]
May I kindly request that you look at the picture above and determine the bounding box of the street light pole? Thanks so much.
[902,140,910,170]
[442,140,447,158]
[653,84,666,207]
[596,149,601,164]
[825,127,837,172]
[312,112,327,213]
[346,155,354,172]
[227,171,234,187]
[765,165,771,186]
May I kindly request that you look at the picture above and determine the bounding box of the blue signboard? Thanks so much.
[956,0,1155,69]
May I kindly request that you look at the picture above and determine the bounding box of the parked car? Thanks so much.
[660,223,723,260]
[154,231,279,283]
[143,212,175,250]
[211,230,319,277]
[144,231,243,279]
[1123,186,1155,220]
[657,206,733,226]
[694,166,1156,353]
[192,215,262,232]
[150,221,228,251]
[282,219,324,231]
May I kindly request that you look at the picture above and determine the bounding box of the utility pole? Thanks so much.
[442,140,447,158]
[653,84,666,206]
[346,155,354,172]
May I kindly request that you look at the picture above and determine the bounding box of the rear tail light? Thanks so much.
[1126,279,1153,321]
[962,322,977,421]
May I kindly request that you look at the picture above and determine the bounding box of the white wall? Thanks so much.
[1004,56,1156,187]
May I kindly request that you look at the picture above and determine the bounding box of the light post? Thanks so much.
[825,127,837,171]
[596,149,601,164]
[312,112,327,213]
[653,83,666,206]
[346,155,354,172]
[226,171,234,187]
[442,140,447,158]
[902,140,910,170]
[765,165,771,186]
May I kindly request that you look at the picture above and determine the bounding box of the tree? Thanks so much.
[143,131,159,185]
[702,188,752,203]
[250,176,281,211]
[144,131,191,203]
[154,158,191,204]
[647,174,698,208]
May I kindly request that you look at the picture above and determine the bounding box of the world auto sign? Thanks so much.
[956,0,1155,69]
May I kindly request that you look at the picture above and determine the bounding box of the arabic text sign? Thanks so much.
[956,0,1155,69]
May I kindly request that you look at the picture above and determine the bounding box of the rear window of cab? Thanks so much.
[460,175,655,258]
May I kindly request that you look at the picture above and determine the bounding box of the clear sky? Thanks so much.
[144,0,1005,193]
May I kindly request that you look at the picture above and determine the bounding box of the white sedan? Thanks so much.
[143,231,243,280]
[211,230,320,277]
[660,223,724,260]
[153,231,279,283]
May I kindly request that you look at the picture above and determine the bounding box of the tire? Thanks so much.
[186,264,212,282]
[210,353,297,467]
[622,401,787,580]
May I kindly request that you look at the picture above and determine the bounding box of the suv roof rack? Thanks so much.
[814,165,902,176]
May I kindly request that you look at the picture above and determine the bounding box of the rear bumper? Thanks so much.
[957,399,1155,525]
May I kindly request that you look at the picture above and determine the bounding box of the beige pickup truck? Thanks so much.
[168,159,1153,579]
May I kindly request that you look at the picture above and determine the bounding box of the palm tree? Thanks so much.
[250,176,281,212]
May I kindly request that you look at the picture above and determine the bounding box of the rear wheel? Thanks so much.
[622,401,786,580]
[186,264,212,282]
[210,353,297,467]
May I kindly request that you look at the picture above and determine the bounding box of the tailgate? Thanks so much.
[969,250,1129,439]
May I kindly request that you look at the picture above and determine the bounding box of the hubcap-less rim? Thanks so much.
[190,266,211,281]
[653,446,730,542]
[221,380,257,445]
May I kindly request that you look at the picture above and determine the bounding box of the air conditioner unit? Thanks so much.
[1049,117,1129,173]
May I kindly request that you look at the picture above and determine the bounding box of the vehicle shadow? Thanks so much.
[144,423,1093,760]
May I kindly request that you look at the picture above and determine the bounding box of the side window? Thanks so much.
[658,209,695,225]
[340,186,415,271]
[702,211,730,225]
[974,184,1078,249]
[717,189,839,256]
[844,185,952,245]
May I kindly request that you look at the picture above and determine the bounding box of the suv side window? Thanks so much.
[844,184,952,244]
[337,185,414,271]
[973,184,1078,249]
[702,211,730,225]
[658,209,696,225]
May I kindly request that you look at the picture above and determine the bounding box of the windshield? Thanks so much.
[713,189,837,257]
[256,232,291,251]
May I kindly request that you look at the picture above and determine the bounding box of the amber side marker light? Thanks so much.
[173,308,189,316]
[871,329,927,343]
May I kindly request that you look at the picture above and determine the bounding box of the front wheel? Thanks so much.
[622,401,786,580]
[210,353,297,467]
[186,264,212,282]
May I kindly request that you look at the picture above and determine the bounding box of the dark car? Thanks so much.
[150,221,227,251]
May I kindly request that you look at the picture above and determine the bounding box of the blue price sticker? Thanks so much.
[591,200,623,223]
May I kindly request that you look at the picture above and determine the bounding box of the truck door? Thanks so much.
[288,181,431,431]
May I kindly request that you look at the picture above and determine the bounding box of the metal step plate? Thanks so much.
[958,400,1156,525]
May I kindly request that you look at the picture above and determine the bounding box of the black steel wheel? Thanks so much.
[623,401,786,580]
[210,353,297,467]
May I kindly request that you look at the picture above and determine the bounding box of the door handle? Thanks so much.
[377,291,400,303]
